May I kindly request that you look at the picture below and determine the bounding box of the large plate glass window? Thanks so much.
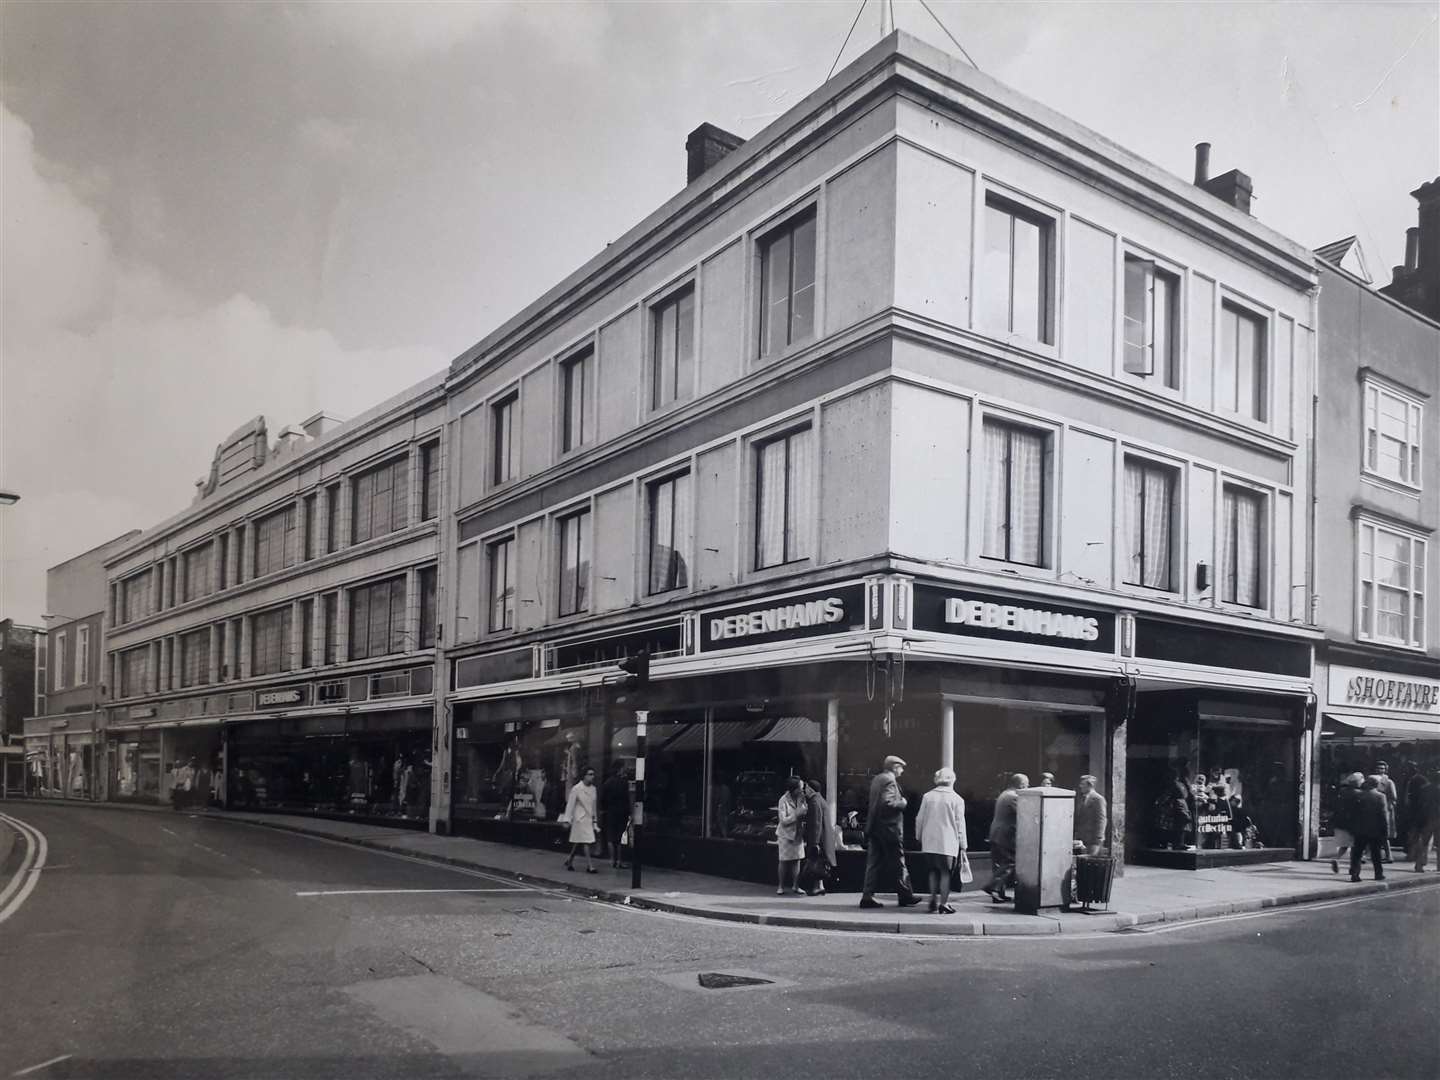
[251,606,294,676]
[254,504,298,577]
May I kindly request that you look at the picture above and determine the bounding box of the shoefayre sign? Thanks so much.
[1328,664,1440,715]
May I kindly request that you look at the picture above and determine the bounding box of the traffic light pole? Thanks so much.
[631,710,647,890]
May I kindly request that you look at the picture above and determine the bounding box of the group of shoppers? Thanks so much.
[559,761,633,873]
[1330,763,1440,880]
[775,776,839,896]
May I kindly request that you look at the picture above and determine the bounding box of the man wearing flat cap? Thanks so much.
[859,754,920,909]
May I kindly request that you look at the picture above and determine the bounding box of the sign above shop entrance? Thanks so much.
[256,686,308,709]
[698,583,866,652]
[1327,664,1439,715]
[912,585,1114,653]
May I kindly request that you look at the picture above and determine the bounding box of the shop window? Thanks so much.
[705,707,825,844]
[251,606,294,677]
[1123,255,1179,388]
[179,628,210,688]
[647,472,692,594]
[1220,485,1264,608]
[560,348,595,452]
[1363,381,1423,489]
[419,566,438,648]
[757,208,817,360]
[492,391,518,487]
[981,194,1054,344]
[1357,519,1427,649]
[348,576,407,661]
[1217,301,1267,422]
[453,711,593,822]
[254,504,298,578]
[1123,457,1178,591]
[754,426,813,570]
[651,287,695,410]
[420,441,441,520]
[557,510,591,618]
[981,418,1049,568]
[489,537,516,632]
[352,457,409,545]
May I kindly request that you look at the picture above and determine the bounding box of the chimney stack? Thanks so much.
[686,123,744,185]
[1192,142,1254,215]
[1193,142,1211,185]
[1380,177,1440,321]
[1405,227,1421,271]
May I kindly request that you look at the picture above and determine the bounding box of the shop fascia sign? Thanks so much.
[910,584,1115,652]
[1327,664,1440,715]
[256,686,307,709]
[698,583,866,652]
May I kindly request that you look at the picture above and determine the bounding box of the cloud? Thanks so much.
[0,104,446,624]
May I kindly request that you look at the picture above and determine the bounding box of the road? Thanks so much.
[1,804,1437,1080]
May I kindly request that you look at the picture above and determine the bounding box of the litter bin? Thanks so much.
[1073,854,1116,912]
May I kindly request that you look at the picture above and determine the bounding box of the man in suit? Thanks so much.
[1075,774,1108,856]
[859,755,919,909]
[984,773,1029,903]
[1351,775,1389,882]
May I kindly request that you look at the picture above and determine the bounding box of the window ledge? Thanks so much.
[1360,471,1422,499]
[1354,635,1428,654]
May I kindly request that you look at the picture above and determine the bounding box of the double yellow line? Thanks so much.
[0,812,48,926]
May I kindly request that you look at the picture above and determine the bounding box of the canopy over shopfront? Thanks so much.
[1324,714,1440,742]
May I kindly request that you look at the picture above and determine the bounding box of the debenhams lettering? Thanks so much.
[1346,675,1440,711]
[710,597,846,641]
[944,597,1100,642]
[257,689,302,707]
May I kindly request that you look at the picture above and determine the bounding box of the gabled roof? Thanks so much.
[1314,235,1372,283]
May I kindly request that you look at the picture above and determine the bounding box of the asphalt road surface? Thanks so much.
[2,804,1437,1080]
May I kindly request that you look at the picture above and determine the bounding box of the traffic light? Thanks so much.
[618,649,650,688]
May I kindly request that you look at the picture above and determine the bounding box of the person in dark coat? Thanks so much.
[1403,763,1428,857]
[1074,774,1108,856]
[599,761,631,869]
[859,755,918,909]
[1410,770,1439,873]
[1329,772,1364,873]
[983,773,1029,903]
[799,778,837,896]
[1350,775,1389,882]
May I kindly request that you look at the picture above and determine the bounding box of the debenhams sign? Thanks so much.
[911,584,1114,652]
[699,584,864,651]
[944,597,1101,642]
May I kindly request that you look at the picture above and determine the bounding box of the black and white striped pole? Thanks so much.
[631,709,647,890]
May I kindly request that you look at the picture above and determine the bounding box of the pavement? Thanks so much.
[11,796,1436,936]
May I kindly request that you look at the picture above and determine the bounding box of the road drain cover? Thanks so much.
[697,972,774,990]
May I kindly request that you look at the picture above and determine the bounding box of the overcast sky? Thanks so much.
[1,0,1436,626]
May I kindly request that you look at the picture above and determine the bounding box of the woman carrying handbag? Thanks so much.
[915,767,967,915]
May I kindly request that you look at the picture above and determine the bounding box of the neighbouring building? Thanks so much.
[433,32,1320,881]
[1313,180,1440,849]
[1,619,42,794]
[20,531,139,799]
[101,388,444,818]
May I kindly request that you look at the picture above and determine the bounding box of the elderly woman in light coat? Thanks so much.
[776,776,808,895]
[915,767,967,914]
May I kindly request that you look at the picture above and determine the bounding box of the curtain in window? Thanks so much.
[490,540,514,630]
[1224,489,1261,607]
[981,421,1008,559]
[649,476,692,594]
[756,438,788,567]
[787,429,814,562]
[1009,426,1044,566]
[1125,460,1173,589]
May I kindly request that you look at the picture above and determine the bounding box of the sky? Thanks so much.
[1,0,1436,626]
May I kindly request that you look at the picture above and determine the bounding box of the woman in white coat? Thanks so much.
[915,767,967,914]
[562,767,599,873]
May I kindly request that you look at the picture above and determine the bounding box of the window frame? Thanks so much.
[1121,453,1181,593]
[980,190,1057,347]
[420,440,441,520]
[351,456,409,546]
[490,388,520,488]
[978,414,1055,570]
[1216,298,1269,424]
[250,604,294,677]
[755,203,819,362]
[347,575,408,662]
[53,630,68,692]
[179,628,211,689]
[1355,515,1428,651]
[75,624,90,687]
[558,345,596,454]
[253,502,300,578]
[648,282,697,413]
[556,507,593,619]
[1218,482,1268,611]
[752,424,816,572]
[181,541,216,603]
[1122,251,1182,390]
[487,534,517,634]
[1361,378,1424,493]
[646,469,693,595]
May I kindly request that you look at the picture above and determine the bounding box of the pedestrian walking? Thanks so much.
[561,767,599,873]
[915,768,967,914]
[1154,771,1193,851]
[600,761,631,869]
[984,773,1028,904]
[1330,772,1364,873]
[1376,761,1399,862]
[1402,762,1427,856]
[776,777,808,895]
[1410,769,1439,873]
[1074,774,1108,856]
[1350,775,1389,882]
[859,755,919,909]
[799,778,836,896]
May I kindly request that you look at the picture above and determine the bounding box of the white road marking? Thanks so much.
[191,843,225,856]
[0,813,48,926]
[159,826,178,837]
[296,887,533,897]
[12,1054,73,1077]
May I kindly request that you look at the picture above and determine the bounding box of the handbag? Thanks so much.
[958,850,973,884]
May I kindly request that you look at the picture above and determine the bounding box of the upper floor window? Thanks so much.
[119,569,154,625]
[217,533,229,590]
[648,472,692,594]
[322,593,340,666]
[982,195,1054,345]
[301,598,315,669]
[492,391,519,486]
[303,493,318,559]
[419,566,439,649]
[120,645,151,698]
[179,628,210,688]
[251,605,294,677]
[652,287,695,410]
[758,208,817,359]
[352,457,408,545]
[349,576,407,661]
[1358,519,1427,649]
[182,542,215,602]
[1218,302,1267,422]
[1363,381,1423,489]
[325,483,341,554]
[1220,485,1265,608]
[75,625,90,687]
[981,418,1049,567]
[53,630,68,692]
[561,348,595,451]
[489,537,516,632]
[557,510,592,618]
[254,504,299,578]
[1123,256,1179,388]
[1123,457,1178,591]
[420,441,441,519]
[755,427,814,570]
[33,635,46,717]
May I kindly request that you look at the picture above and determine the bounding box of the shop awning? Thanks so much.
[656,720,769,754]
[753,716,822,743]
[1324,713,1440,741]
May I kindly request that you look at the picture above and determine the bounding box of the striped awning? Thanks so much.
[753,716,822,743]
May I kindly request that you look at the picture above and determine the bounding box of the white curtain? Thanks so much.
[1126,460,1173,588]
[1224,489,1260,606]
[981,421,1008,559]
[787,429,814,562]
[673,472,692,588]
[756,437,787,567]
[1009,427,1044,566]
